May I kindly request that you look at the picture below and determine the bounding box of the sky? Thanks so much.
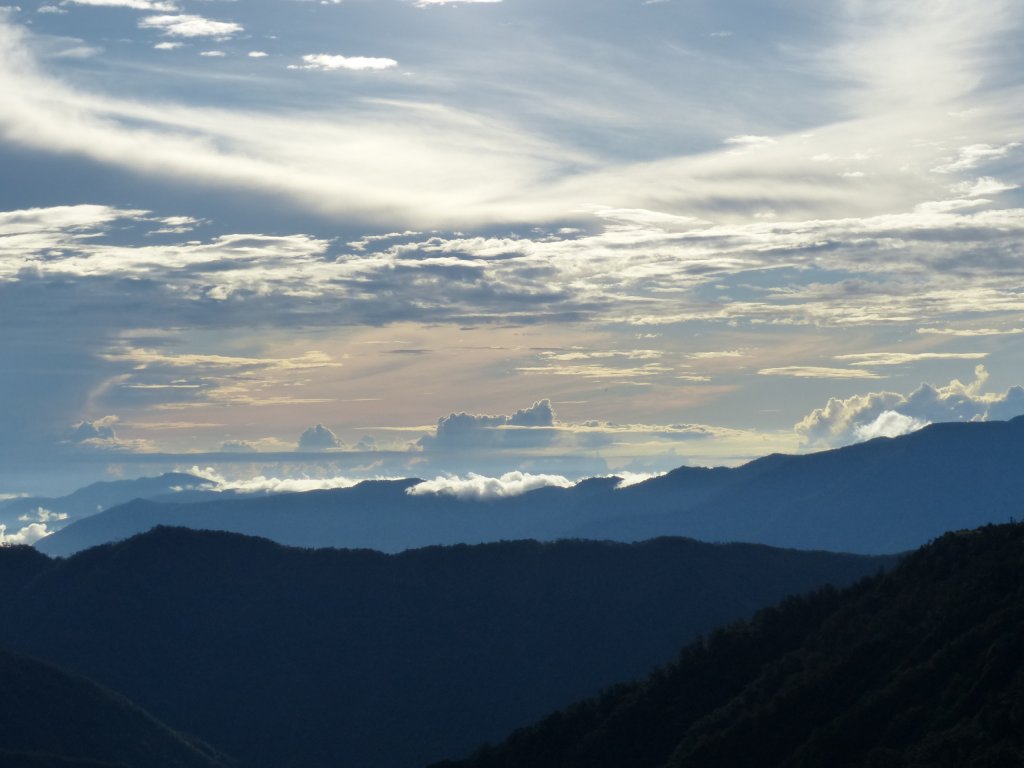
[3,0,1024,497]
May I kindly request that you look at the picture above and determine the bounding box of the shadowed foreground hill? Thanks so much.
[433,523,1024,768]
[0,648,230,768]
[0,529,893,768]
[38,416,1024,557]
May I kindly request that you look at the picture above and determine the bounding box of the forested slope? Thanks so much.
[433,524,1024,768]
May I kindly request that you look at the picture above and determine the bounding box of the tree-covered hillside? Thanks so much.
[0,648,230,768]
[433,523,1024,768]
[0,529,892,768]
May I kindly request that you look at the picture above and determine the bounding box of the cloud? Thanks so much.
[93,347,342,411]
[353,435,377,452]
[419,400,556,451]
[17,507,68,524]
[931,143,1021,174]
[724,135,776,148]
[611,471,665,488]
[67,0,177,9]
[290,54,397,71]
[834,352,989,366]
[185,466,367,494]
[759,367,883,379]
[153,41,182,50]
[219,440,257,453]
[412,0,502,6]
[200,51,225,58]
[71,416,119,442]
[916,327,1024,337]
[138,14,242,38]
[297,423,342,451]
[0,521,53,546]
[517,362,670,380]
[406,471,572,500]
[796,365,1024,448]
[951,177,1019,197]
[66,415,157,452]
[248,51,268,58]
[853,411,930,442]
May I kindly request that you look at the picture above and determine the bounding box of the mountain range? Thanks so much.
[0,528,891,768]
[36,416,1024,557]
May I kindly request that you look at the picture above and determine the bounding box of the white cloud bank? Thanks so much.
[407,471,574,500]
[797,365,1024,448]
[184,467,369,494]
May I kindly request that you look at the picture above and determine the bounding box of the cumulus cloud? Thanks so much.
[139,14,242,38]
[0,522,53,546]
[70,415,119,442]
[853,411,930,442]
[406,471,573,500]
[290,54,397,71]
[18,507,69,524]
[353,435,377,452]
[797,365,1024,448]
[297,423,342,451]
[419,400,556,451]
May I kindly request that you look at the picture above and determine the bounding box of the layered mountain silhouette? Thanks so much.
[432,523,1024,768]
[38,416,1024,557]
[0,647,230,768]
[0,472,207,533]
[0,529,891,768]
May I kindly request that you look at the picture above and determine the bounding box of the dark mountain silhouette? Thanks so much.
[0,648,231,768]
[0,544,51,593]
[0,528,892,768]
[38,416,1024,557]
[432,523,1024,768]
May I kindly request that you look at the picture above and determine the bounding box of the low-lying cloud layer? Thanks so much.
[407,471,574,500]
